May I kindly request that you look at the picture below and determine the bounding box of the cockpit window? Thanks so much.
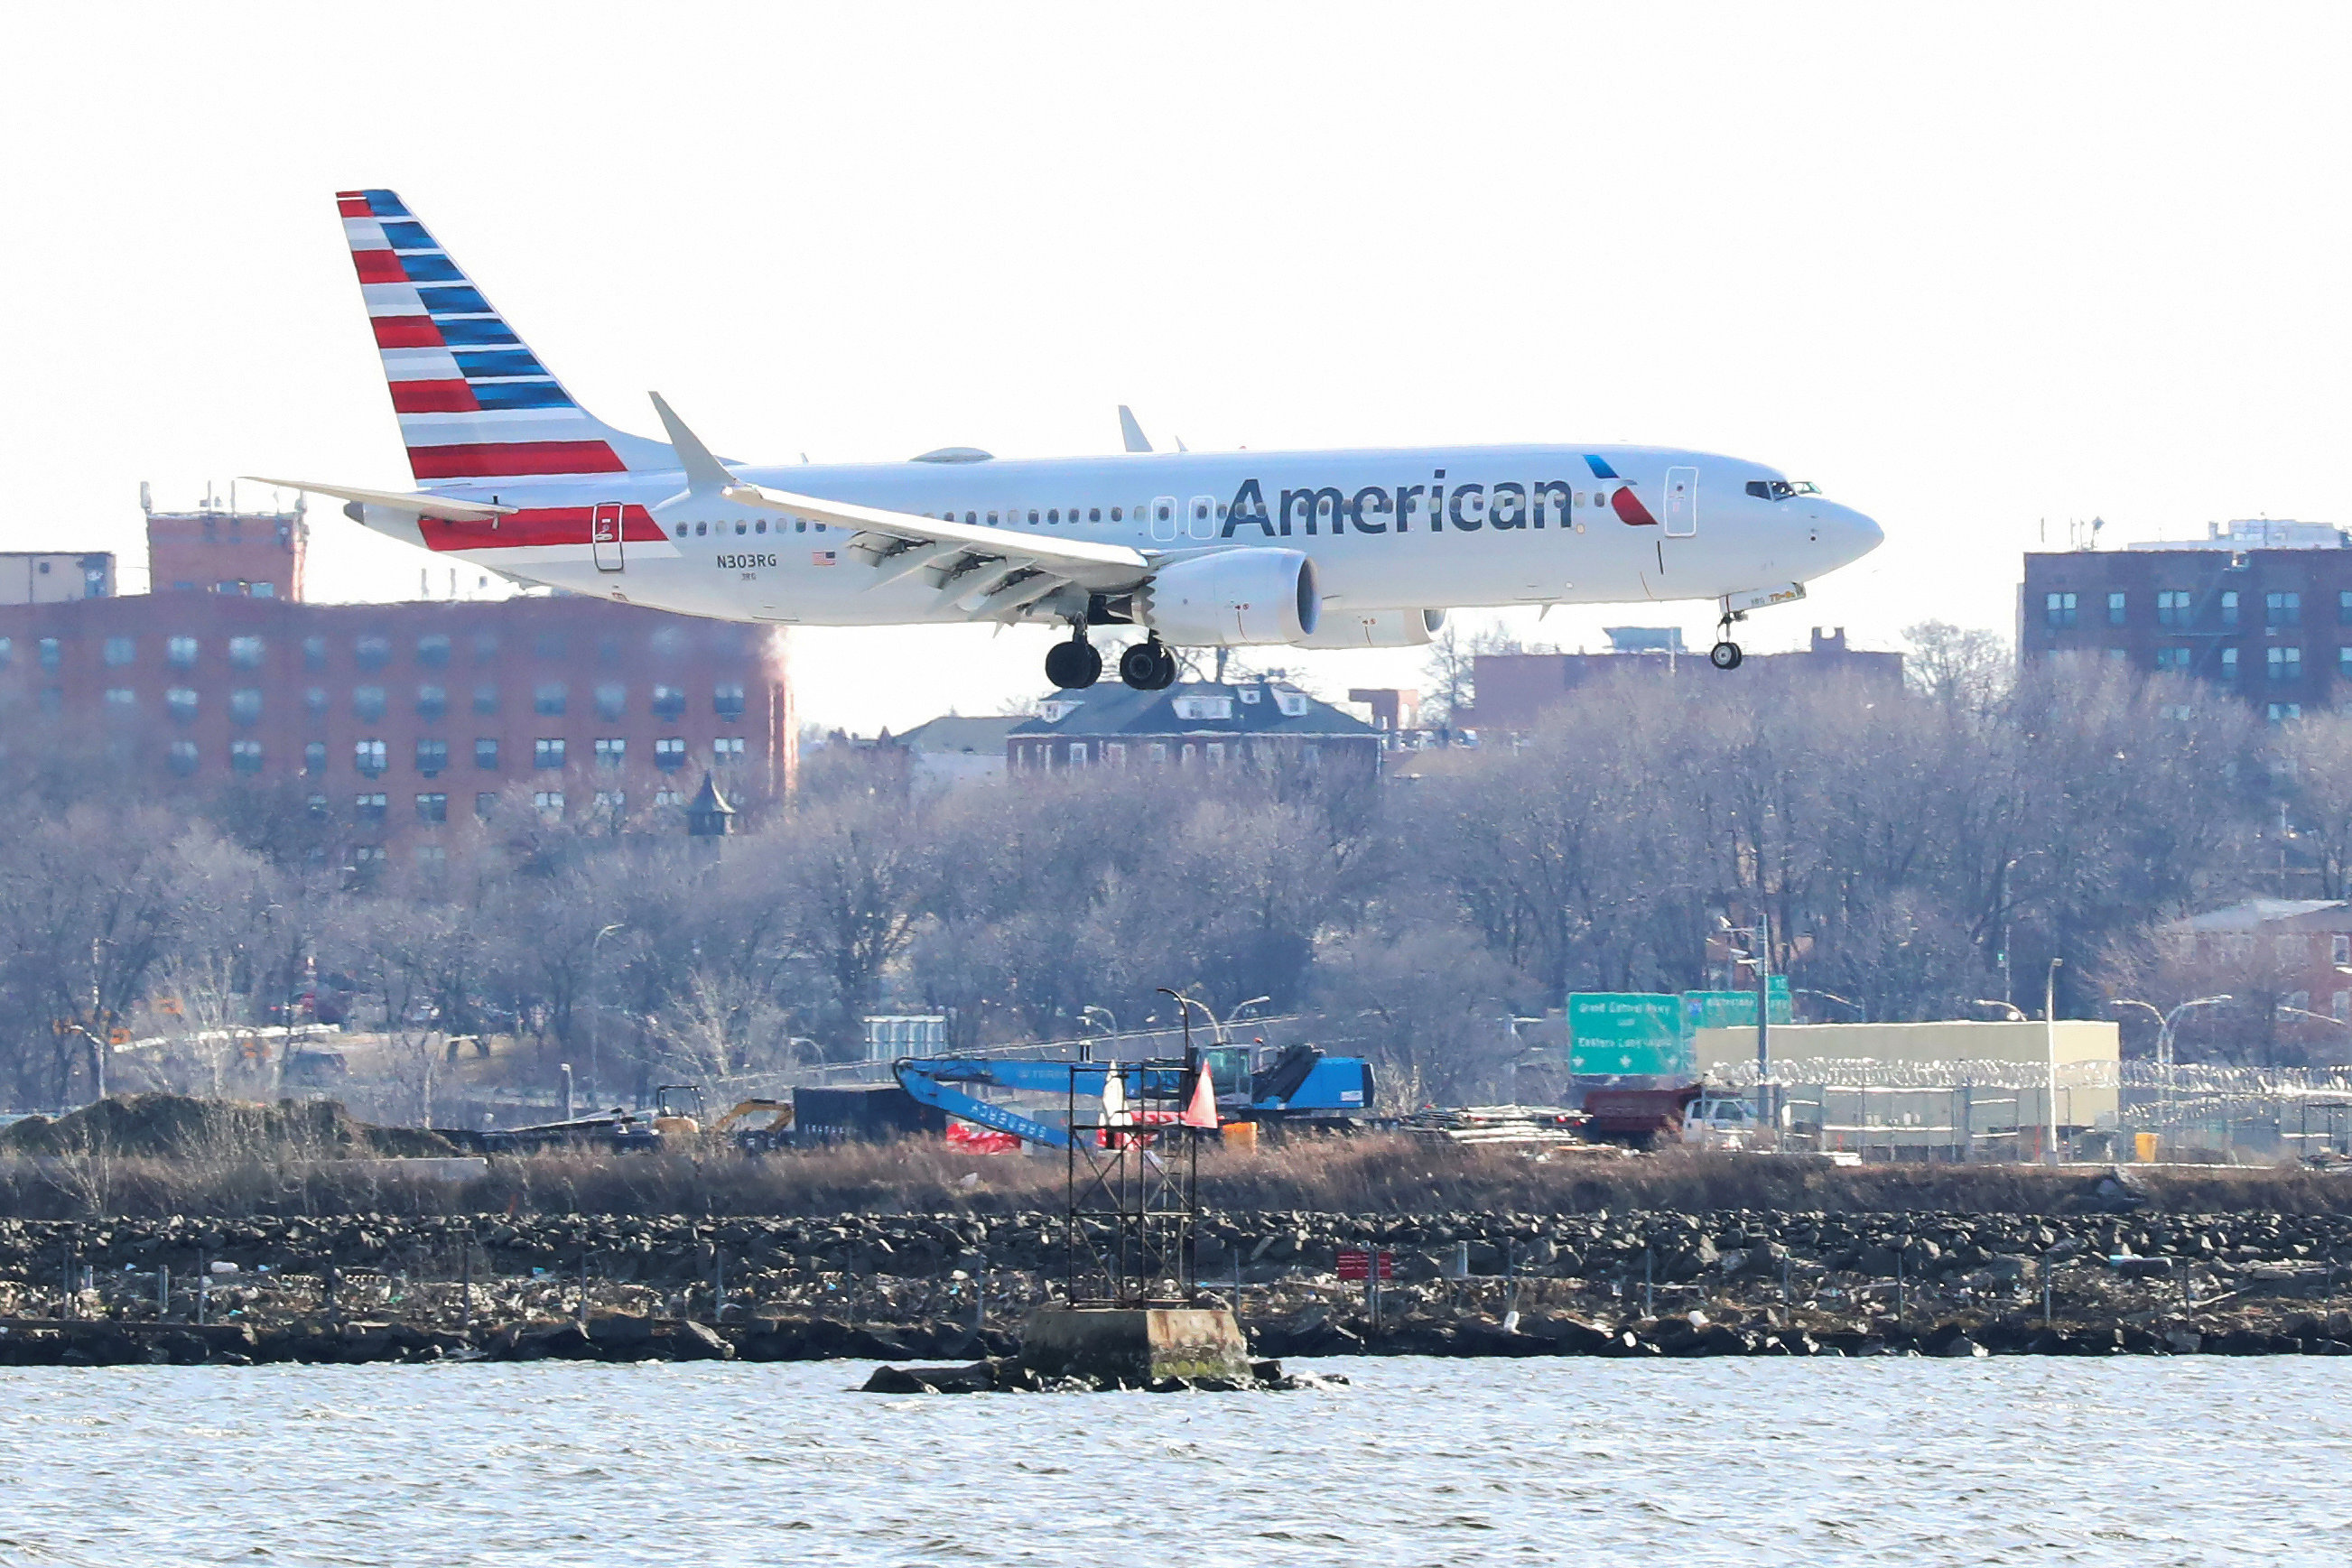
[1744,479,1821,501]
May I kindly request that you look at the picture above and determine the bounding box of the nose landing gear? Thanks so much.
[1117,636,1179,691]
[1044,626,1103,690]
[1710,601,1747,672]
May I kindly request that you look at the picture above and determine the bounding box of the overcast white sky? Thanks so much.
[3,3,2347,732]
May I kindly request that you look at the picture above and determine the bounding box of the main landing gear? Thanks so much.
[1117,636,1178,691]
[1045,626,1177,691]
[1044,627,1102,690]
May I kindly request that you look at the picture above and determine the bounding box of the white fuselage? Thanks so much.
[395,442,1883,630]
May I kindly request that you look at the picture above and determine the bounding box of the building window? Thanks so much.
[476,792,498,818]
[354,685,386,720]
[229,688,262,725]
[592,789,625,815]
[2267,590,2301,626]
[229,740,263,775]
[351,845,386,868]
[166,687,199,722]
[535,738,566,769]
[306,686,328,718]
[535,633,567,660]
[2157,589,2190,626]
[415,792,448,823]
[416,738,449,775]
[165,636,196,668]
[2220,647,2239,681]
[475,738,499,770]
[1068,742,1089,767]
[2268,646,2301,682]
[594,738,626,771]
[473,683,498,716]
[2339,590,2352,626]
[306,793,328,819]
[2219,590,2239,626]
[104,687,135,712]
[355,738,386,775]
[416,684,447,720]
[304,741,326,775]
[713,737,745,765]
[104,636,135,667]
[533,790,564,819]
[228,636,264,669]
[1205,742,1227,765]
[2332,933,2349,967]
[1149,741,1170,765]
[2106,591,2127,626]
[713,682,747,721]
[654,788,682,808]
[0,636,10,669]
[355,793,387,823]
[2268,702,2302,723]
[354,636,391,671]
[417,634,451,668]
[1103,742,1126,765]
[303,636,327,671]
[2043,592,2077,628]
[2155,647,2190,671]
[595,682,626,720]
[654,737,686,772]
[415,844,447,867]
[167,740,199,776]
[472,630,499,663]
[534,682,567,717]
[652,684,686,720]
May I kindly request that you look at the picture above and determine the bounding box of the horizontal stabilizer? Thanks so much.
[241,476,515,522]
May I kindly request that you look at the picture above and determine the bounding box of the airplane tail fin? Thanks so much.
[335,189,674,485]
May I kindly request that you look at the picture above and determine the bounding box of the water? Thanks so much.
[2,1358,2349,1566]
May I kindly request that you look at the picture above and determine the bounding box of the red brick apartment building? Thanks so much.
[2022,520,2352,719]
[1467,626,1903,732]
[0,502,791,863]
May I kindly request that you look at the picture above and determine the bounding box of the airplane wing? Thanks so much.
[718,477,1154,618]
[242,477,516,523]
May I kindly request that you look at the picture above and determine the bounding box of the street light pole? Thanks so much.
[2045,958,2064,1166]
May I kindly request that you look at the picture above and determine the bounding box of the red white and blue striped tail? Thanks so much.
[336,189,673,485]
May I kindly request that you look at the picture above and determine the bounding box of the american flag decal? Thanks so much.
[813,550,837,567]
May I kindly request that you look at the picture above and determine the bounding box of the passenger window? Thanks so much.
[1090,508,1101,523]
[1027,510,1039,524]
[795,519,806,533]
[965,511,977,524]
[735,521,747,534]
[1047,509,1059,524]
[1111,507,1122,521]
[1157,505,1171,521]
[756,519,767,533]
[988,512,999,524]
[695,522,707,535]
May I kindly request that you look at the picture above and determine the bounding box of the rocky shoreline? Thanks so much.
[6,1185,2352,1366]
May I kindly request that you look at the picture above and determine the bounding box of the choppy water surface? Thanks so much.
[3,1357,2349,1566]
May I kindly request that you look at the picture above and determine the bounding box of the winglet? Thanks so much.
[648,392,738,492]
[1118,405,1152,454]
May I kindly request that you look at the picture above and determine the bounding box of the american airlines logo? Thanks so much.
[1220,459,1654,538]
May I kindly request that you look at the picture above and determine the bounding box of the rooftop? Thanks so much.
[1010,680,1378,739]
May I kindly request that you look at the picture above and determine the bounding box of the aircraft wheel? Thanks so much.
[1709,640,1743,671]
[1046,638,1102,690]
[1142,643,1179,690]
[1118,641,1161,689]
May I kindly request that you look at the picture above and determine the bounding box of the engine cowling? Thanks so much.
[1136,549,1318,645]
[1292,608,1448,649]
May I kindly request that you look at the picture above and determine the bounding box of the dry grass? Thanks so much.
[3,1127,2350,1220]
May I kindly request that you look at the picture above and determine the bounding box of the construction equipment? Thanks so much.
[611,1084,706,1153]
[1578,1081,1706,1148]
[891,1044,1373,1149]
[713,1097,795,1154]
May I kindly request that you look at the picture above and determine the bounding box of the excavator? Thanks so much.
[890,1043,1374,1149]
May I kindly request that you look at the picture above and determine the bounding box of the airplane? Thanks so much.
[256,190,1884,691]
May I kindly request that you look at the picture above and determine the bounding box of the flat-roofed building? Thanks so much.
[0,552,114,605]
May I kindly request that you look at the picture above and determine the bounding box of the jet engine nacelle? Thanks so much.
[1292,608,1448,649]
[1136,549,1319,646]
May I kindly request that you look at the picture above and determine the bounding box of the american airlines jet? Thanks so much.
[258,190,1883,691]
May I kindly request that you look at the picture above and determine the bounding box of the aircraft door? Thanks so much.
[1662,468,1697,538]
[1149,496,1179,543]
[1187,495,1219,542]
[591,503,625,571]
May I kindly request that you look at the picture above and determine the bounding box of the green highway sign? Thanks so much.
[1566,993,1689,1076]
[1683,979,1792,1032]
